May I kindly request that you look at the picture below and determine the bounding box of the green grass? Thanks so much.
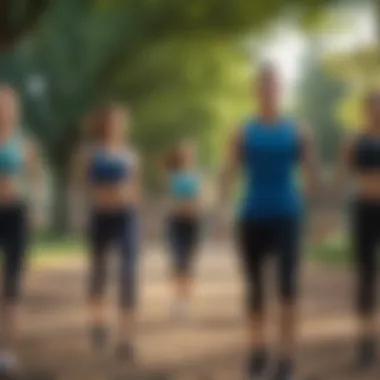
[30,236,84,262]
[309,234,351,267]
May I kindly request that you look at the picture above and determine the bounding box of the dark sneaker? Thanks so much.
[246,349,268,379]
[271,359,295,380]
[90,325,108,351]
[116,342,135,362]
[356,338,376,371]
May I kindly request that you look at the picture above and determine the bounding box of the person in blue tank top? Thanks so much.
[220,64,319,380]
[70,103,140,361]
[163,141,202,320]
[0,86,43,377]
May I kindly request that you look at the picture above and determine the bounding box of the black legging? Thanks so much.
[167,215,200,276]
[237,217,300,313]
[352,200,380,316]
[0,202,28,302]
[88,208,139,310]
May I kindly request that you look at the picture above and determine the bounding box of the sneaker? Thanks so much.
[356,338,376,371]
[90,325,108,351]
[0,352,20,379]
[246,349,268,379]
[116,341,135,362]
[271,359,295,380]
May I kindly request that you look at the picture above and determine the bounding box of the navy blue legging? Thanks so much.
[88,208,139,310]
[0,202,28,302]
[167,215,200,276]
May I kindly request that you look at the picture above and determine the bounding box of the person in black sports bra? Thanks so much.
[334,89,380,370]
[70,103,140,360]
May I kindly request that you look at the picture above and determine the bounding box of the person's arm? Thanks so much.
[131,150,142,205]
[68,146,89,231]
[25,139,45,228]
[219,127,243,205]
[298,123,322,199]
[215,127,243,231]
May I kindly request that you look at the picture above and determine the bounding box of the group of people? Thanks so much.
[0,62,379,380]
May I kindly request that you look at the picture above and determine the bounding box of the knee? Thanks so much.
[246,280,264,314]
[88,267,107,301]
[357,285,376,315]
[119,284,137,310]
[3,284,20,304]
[279,276,298,305]
[173,252,192,276]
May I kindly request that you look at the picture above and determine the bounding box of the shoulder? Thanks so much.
[231,117,257,142]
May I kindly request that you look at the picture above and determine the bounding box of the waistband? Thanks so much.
[90,206,137,218]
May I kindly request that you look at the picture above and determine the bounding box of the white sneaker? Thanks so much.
[0,352,20,376]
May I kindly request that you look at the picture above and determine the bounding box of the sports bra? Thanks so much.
[0,135,24,177]
[88,148,134,184]
[169,171,200,200]
[354,135,380,172]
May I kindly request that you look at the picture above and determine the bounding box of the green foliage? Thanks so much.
[297,48,346,163]
[1,0,348,231]
[115,37,251,173]
[310,233,351,267]
[323,45,380,130]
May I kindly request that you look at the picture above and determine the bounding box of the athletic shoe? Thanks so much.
[90,324,108,351]
[271,359,295,380]
[116,341,135,362]
[355,338,376,371]
[0,352,20,379]
[246,349,268,379]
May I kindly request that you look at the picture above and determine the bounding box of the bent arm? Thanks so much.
[68,146,89,230]
[299,123,322,199]
[25,139,45,219]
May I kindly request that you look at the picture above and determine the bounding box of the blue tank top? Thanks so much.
[169,171,200,200]
[88,148,133,184]
[239,117,302,220]
[0,135,24,176]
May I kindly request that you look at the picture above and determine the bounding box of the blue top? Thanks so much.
[88,148,133,184]
[239,117,302,221]
[169,171,200,200]
[0,135,24,176]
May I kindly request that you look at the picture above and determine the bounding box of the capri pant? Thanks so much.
[237,217,300,313]
[167,215,200,276]
[88,208,139,310]
[351,200,380,316]
[0,202,28,303]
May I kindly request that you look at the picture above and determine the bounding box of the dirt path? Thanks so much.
[13,243,379,379]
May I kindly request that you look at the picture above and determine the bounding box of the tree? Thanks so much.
[297,48,346,164]
[0,0,49,50]
[1,0,347,233]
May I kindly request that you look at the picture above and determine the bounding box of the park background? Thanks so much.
[0,1,380,379]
